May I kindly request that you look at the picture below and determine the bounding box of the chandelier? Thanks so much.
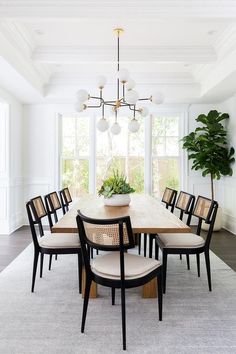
[74,28,164,134]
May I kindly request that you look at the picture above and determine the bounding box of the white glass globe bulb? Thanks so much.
[126,90,139,105]
[110,122,121,135]
[140,107,149,117]
[76,89,89,102]
[97,118,109,132]
[128,119,140,133]
[96,75,107,89]
[118,68,130,83]
[74,102,85,112]
[126,78,136,91]
[151,92,164,105]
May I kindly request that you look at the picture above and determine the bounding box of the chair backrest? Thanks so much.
[44,191,62,228]
[162,187,177,212]
[59,187,72,214]
[26,196,47,249]
[76,211,135,279]
[192,196,218,247]
[175,191,195,226]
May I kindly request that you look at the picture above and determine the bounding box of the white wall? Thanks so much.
[218,95,236,234]
[0,86,23,234]
[23,104,65,217]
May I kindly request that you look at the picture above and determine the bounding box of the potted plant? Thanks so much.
[98,170,135,206]
[182,110,235,230]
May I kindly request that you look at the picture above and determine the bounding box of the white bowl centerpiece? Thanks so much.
[98,170,135,206]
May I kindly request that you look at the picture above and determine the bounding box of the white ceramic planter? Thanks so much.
[104,194,131,207]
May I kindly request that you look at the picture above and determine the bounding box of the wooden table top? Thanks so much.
[52,194,191,234]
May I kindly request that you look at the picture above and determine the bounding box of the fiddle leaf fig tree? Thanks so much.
[182,110,235,200]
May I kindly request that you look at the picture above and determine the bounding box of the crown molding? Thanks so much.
[213,24,236,59]
[32,45,216,64]
[0,1,236,19]
[0,21,52,82]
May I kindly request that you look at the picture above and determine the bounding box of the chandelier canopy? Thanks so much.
[74,28,164,134]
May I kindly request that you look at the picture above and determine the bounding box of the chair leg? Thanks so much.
[40,253,44,278]
[48,254,52,271]
[162,250,168,294]
[149,235,153,258]
[121,286,126,350]
[204,250,212,291]
[144,233,147,257]
[78,252,83,294]
[91,247,94,259]
[81,277,92,333]
[96,249,99,255]
[112,287,115,305]
[157,272,163,321]
[31,250,39,293]
[155,242,159,260]
[196,253,200,277]
[138,234,141,255]
[55,254,58,260]
[179,254,182,260]
[186,254,190,270]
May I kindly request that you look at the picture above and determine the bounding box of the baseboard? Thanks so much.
[222,213,236,235]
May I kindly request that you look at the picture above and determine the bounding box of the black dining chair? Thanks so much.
[162,187,178,212]
[145,187,179,259]
[26,196,82,293]
[76,211,163,351]
[156,196,218,293]
[44,191,62,228]
[59,187,73,214]
[155,191,195,267]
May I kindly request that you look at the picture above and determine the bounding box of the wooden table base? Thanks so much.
[142,277,157,298]
[82,268,97,298]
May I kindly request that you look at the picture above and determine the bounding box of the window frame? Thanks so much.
[58,108,188,197]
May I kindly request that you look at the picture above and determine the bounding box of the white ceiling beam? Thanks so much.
[32,45,216,64]
[0,1,236,19]
[0,22,52,98]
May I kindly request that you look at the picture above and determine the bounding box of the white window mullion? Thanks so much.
[144,114,152,195]
[89,114,96,194]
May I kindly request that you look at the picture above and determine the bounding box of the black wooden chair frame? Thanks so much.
[155,196,218,294]
[59,187,72,214]
[44,191,62,228]
[26,196,82,294]
[76,211,163,351]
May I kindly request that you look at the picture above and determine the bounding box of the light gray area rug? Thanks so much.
[1,245,236,354]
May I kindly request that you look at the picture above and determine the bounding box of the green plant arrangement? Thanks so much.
[98,170,135,198]
[182,110,235,200]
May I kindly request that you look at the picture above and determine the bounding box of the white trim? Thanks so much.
[89,114,96,194]
[144,115,152,194]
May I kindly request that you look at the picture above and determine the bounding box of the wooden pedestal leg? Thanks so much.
[82,268,98,298]
[142,277,157,298]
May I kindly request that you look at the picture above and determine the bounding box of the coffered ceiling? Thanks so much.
[0,0,236,103]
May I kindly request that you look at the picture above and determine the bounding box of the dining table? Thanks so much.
[52,193,191,298]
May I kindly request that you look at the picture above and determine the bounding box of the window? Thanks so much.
[96,116,144,193]
[152,116,180,197]
[60,113,181,198]
[61,116,89,197]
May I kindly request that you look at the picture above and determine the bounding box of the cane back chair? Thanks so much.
[76,211,163,351]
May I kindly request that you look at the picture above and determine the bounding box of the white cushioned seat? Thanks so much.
[157,233,205,249]
[38,232,80,249]
[91,252,161,280]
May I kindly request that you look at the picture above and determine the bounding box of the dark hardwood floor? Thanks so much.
[0,226,236,272]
